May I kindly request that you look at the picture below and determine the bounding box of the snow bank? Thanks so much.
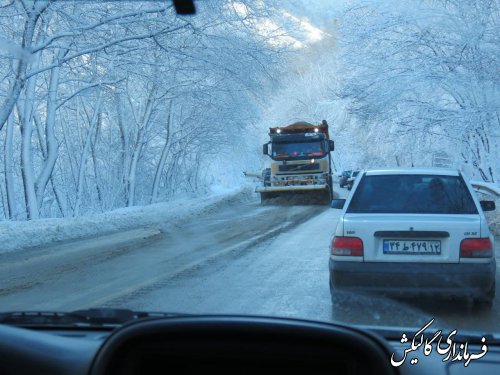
[0,186,257,254]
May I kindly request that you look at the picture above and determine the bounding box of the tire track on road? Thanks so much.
[81,205,326,309]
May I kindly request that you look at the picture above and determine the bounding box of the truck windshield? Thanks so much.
[272,142,325,158]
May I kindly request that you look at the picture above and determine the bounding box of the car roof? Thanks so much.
[364,167,460,176]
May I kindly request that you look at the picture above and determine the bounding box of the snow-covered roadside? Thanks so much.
[0,185,258,254]
[1,181,497,255]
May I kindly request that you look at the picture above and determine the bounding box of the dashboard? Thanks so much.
[0,315,498,375]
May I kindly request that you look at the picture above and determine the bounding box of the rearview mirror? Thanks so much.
[480,200,496,211]
[173,0,196,15]
[262,143,268,155]
[331,199,346,209]
[328,140,335,152]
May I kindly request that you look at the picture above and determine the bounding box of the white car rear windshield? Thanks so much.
[346,174,478,214]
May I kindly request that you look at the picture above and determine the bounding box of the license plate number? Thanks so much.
[383,240,441,255]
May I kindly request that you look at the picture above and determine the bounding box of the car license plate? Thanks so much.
[383,239,441,255]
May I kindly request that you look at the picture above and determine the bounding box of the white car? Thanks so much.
[329,168,496,307]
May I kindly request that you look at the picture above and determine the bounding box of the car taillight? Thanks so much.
[331,236,363,256]
[460,238,493,258]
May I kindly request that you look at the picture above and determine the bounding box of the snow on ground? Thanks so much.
[0,185,257,254]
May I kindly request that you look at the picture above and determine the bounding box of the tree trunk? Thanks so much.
[91,112,103,210]
[0,2,48,132]
[151,100,173,203]
[4,111,16,219]
[20,112,39,220]
[74,89,103,217]
[127,85,156,206]
[18,69,40,220]
[115,92,130,204]
[35,49,64,208]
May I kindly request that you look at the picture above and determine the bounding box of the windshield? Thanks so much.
[348,175,478,214]
[0,0,498,344]
[272,141,325,158]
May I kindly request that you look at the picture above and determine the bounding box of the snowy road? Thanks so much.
[0,189,499,333]
[0,196,327,311]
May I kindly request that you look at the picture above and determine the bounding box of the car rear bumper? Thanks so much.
[329,259,496,298]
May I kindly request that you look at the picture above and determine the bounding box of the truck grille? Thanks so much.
[278,163,319,172]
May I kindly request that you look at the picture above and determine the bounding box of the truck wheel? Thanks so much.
[330,278,341,306]
[328,176,334,198]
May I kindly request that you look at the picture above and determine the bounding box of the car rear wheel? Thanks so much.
[329,278,340,306]
[473,284,495,309]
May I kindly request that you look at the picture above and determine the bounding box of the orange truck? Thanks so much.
[257,120,335,204]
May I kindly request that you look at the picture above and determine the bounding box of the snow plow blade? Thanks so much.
[258,188,332,205]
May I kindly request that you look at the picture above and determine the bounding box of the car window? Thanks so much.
[347,175,478,214]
